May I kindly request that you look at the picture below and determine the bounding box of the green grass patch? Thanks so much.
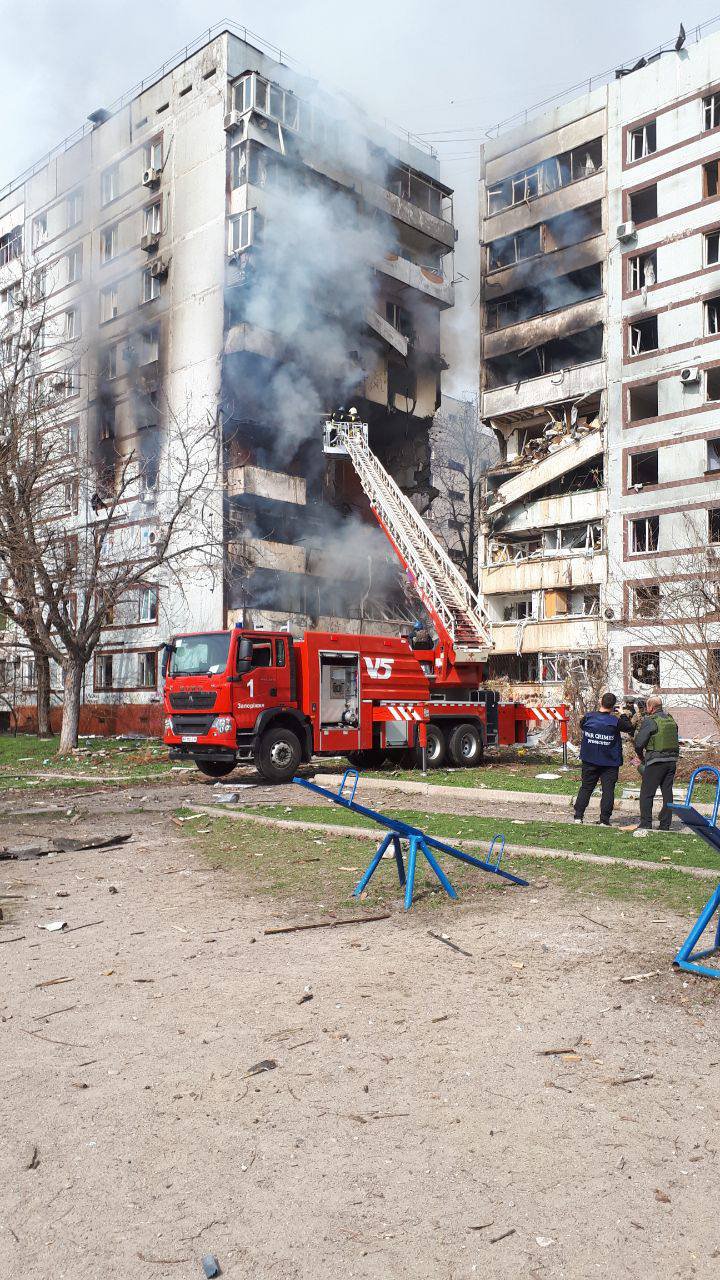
[0,732,185,790]
[177,811,711,918]
[245,801,715,871]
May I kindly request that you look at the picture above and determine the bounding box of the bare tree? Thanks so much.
[625,513,720,732]
[429,395,495,590]
[0,260,222,752]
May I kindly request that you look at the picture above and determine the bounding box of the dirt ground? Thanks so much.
[2,776,720,1279]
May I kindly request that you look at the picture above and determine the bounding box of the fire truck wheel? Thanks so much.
[424,723,447,768]
[196,760,237,778]
[448,722,484,767]
[255,725,302,784]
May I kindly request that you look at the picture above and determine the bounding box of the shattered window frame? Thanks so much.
[629,449,659,487]
[632,584,661,619]
[710,507,720,543]
[100,223,118,264]
[630,650,660,687]
[628,121,657,162]
[100,284,119,324]
[628,250,657,291]
[94,652,114,691]
[706,297,720,335]
[141,267,160,305]
[144,201,162,236]
[703,160,719,199]
[628,315,658,355]
[630,515,659,554]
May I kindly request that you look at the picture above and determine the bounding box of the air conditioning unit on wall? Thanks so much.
[142,167,161,188]
[680,367,701,385]
[617,220,636,242]
[223,110,242,133]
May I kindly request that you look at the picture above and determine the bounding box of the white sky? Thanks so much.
[3,0,720,392]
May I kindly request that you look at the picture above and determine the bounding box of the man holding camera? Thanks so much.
[633,696,680,831]
[573,692,636,826]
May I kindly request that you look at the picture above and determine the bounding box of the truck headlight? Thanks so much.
[212,716,233,734]
[164,718,173,733]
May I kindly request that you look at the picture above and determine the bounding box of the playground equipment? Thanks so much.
[670,766,720,979]
[293,769,528,911]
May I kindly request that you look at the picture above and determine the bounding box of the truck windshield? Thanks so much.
[171,632,231,676]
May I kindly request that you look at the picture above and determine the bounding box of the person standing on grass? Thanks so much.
[633,696,680,832]
[573,692,635,826]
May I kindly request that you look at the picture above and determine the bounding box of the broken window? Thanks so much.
[101,224,118,263]
[707,438,720,471]
[487,225,541,270]
[95,653,114,690]
[631,650,660,686]
[707,367,720,400]
[388,363,417,407]
[502,597,533,621]
[704,93,720,131]
[485,296,522,331]
[710,508,720,543]
[628,250,657,290]
[138,652,157,688]
[628,382,658,420]
[511,168,539,204]
[629,316,658,355]
[65,308,78,341]
[628,121,657,161]
[486,179,511,215]
[706,230,720,265]
[488,654,539,682]
[0,225,22,266]
[631,515,659,553]
[385,302,413,339]
[632,584,661,618]
[630,450,659,486]
[629,184,657,225]
[101,165,119,206]
[704,160,719,198]
[139,325,160,365]
[707,298,720,335]
[102,345,119,380]
[543,201,603,251]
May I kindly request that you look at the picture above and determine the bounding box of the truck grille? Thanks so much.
[169,691,217,711]
[171,714,216,736]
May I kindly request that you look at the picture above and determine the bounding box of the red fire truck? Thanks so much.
[163,415,566,783]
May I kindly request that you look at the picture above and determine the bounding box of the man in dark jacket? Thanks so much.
[573,692,635,825]
[634,697,680,831]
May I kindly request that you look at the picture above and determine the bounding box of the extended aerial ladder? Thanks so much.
[323,412,494,664]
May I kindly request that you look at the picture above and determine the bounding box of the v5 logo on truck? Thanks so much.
[364,656,394,680]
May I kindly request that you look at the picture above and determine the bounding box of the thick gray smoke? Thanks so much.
[232,183,396,449]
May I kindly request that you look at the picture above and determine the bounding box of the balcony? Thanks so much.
[484,295,604,360]
[492,487,606,534]
[481,550,606,596]
[490,615,605,654]
[377,254,454,308]
[484,169,605,242]
[482,357,605,421]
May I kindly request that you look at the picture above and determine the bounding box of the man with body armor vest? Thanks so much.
[633,696,680,832]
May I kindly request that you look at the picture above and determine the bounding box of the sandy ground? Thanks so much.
[1,778,720,1279]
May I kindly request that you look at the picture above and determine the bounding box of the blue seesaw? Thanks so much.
[293,769,528,911]
[670,766,720,979]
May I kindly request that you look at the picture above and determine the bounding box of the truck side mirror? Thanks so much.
[161,643,175,679]
[236,637,253,675]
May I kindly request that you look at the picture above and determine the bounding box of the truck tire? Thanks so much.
[448,722,484,767]
[196,760,237,779]
[425,723,447,768]
[255,725,302,784]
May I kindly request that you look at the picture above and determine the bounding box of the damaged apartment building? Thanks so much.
[479,23,720,731]
[0,23,455,731]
